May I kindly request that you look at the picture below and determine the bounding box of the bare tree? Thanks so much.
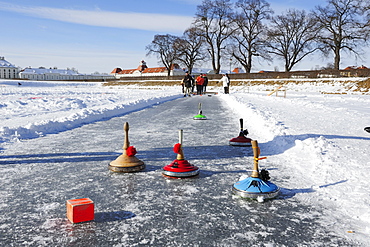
[146,34,179,76]
[313,0,366,70]
[193,0,235,74]
[362,0,370,30]
[229,0,273,73]
[266,9,320,72]
[174,27,207,74]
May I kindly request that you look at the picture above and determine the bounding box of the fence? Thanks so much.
[112,68,370,82]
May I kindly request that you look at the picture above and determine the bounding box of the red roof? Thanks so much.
[120,69,137,74]
[344,65,368,70]
[111,63,180,75]
[232,68,242,73]
[111,68,122,73]
[142,67,167,73]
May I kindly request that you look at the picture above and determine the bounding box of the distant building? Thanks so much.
[111,60,185,79]
[341,65,370,77]
[232,67,245,73]
[19,67,115,81]
[0,56,19,79]
[343,65,368,70]
[110,60,248,78]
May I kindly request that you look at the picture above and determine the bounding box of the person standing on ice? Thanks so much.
[202,73,208,93]
[182,71,193,97]
[217,73,230,94]
[196,74,204,95]
[191,75,196,93]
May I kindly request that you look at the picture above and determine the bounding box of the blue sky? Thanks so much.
[1,0,358,74]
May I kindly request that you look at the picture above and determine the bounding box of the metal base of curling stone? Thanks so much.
[108,163,145,172]
[162,168,200,178]
[232,185,280,200]
[162,158,200,178]
[108,155,145,173]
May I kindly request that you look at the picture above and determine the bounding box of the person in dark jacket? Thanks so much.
[182,71,193,97]
[202,74,208,93]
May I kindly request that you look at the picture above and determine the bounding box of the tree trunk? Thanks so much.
[246,53,252,73]
[334,47,341,70]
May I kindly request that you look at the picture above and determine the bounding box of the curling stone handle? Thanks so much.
[252,140,260,158]
[251,140,260,178]
[123,122,130,150]
[179,129,183,144]
[198,103,202,114]
[177,129,185,160]
[239,118,244,131]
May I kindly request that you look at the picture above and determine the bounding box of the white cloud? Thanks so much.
[0,2,194,33]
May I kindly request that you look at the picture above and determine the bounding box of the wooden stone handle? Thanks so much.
[123,122,130,150]
[251,140,260,178]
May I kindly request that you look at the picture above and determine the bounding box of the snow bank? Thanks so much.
[232,77,370,95]
[0,80,181,146]
[218,82,370,245]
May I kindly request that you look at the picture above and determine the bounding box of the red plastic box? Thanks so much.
[66,198,94,223]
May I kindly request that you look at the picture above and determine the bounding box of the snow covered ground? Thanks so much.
[224,80,370,245]
[1,78,369,245]
[0,80,180,148]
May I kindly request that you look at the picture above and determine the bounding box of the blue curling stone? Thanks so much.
[232,177,280,200]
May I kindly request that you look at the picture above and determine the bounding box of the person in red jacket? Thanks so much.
[196,74,204,95]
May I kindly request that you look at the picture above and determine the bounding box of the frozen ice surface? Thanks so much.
[0,79,369,246]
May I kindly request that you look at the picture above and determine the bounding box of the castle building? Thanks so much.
[0,56,114,81]
[0,56,19,79]
[19,67,114,81]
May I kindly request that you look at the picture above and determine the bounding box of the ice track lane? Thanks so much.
[0,94,357,246]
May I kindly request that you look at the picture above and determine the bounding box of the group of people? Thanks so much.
[181,72,209,97]
[181,71,230,96]
[195,74,208,95]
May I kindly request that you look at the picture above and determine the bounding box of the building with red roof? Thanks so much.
[111,60,185,79]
